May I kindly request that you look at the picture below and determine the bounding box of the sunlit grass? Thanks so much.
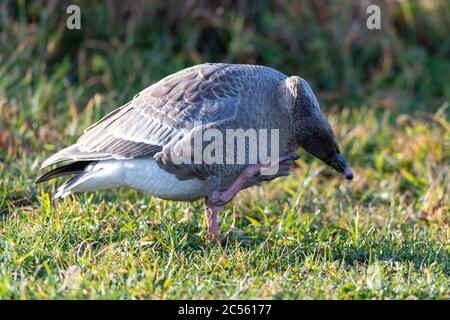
[1,101,448,299]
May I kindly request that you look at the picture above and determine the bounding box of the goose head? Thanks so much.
[283,76,353,180]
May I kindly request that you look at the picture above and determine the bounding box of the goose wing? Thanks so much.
[41,63,244,169]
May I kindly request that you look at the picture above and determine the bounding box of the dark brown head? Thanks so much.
[283,76,353,180]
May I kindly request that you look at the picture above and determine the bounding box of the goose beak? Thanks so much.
[343,167,353,180]
[328,153,353,180]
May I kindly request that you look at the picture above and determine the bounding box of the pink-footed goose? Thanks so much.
[37,63,353,239]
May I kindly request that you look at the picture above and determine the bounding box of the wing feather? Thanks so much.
[41,63,250,169]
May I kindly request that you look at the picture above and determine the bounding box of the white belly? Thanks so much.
[72,158,207,201]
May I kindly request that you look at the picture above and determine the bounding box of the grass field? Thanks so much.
[0,1,449,299]
[1,104,448,299]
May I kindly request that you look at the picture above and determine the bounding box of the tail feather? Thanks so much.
[53,161,126,198]
[35,161,91,184]
[54,170,97,198]
[40,145,119,169]
[37,156,127,199]
[40,145,80,168]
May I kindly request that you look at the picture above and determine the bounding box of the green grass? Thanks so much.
[0,1,449,299]
[1,105,448,299]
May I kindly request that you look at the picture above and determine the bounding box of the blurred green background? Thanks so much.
[1,0,449,116]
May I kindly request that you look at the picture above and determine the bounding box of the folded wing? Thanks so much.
[38,64,243,181]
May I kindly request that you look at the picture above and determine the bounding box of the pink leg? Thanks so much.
[204,203,220,239]
[206,164,262,207]
[206,154,298,207]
